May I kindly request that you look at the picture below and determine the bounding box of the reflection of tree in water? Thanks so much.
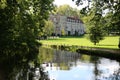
[0,47,50,80]
[90,56,102,80]
[18,66,49,80]
[110,68,120,80]
[90,56,120,80]
[39,47,54,63]
[0,60,50,80]
[105,67,120,80]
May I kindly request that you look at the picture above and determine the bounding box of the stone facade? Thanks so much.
[49,14,85,36]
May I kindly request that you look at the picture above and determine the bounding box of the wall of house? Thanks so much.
[49,14,85,36]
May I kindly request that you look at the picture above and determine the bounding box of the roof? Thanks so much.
[67,16,83,23]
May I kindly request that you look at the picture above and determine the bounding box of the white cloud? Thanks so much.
[73,74,80,78]
[53,0,88,10]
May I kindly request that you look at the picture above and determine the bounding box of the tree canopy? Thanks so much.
[73,0,120,34]
[53,4,82,18]
[0,0,54,79]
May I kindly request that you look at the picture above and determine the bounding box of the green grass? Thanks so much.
[39,36,120,49]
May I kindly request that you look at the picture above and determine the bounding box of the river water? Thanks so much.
[0,47,120,80]
[40,47,120,80]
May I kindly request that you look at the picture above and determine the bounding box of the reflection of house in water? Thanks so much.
[45,50,81,70]
[49,14,85,36]
[40,47,81,70]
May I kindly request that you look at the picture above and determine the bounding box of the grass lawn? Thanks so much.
[39,36,120,49]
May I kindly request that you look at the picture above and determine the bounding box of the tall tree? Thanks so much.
[0,0,54,79]
[80,1,104,45]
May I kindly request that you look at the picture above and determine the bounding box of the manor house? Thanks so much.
[49,14,85,36]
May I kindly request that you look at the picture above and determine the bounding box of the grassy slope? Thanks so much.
[39,36,119,49]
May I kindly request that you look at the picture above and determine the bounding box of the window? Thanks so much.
[54,17,56,22]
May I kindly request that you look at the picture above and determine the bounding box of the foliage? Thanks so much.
[118,38,120,49]
[88,12,104,45]
[104,12,120,35]
[89,26,104,45]
[42,20,54,37]
[72,0,120,45]
[82,7,104,45]
[54,4,81,18]
[0,0,54,79]
[61,28,66,36]
[73,0,120,34]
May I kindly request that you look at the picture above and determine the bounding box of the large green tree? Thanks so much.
[0,0,54,79]
[80,1,105,45]
[89,9,105,45]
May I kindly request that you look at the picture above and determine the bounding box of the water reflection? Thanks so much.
[40,47,120,80]
[0,47,120,80]
[0,59,50,80]
[39,47,81,70]
[0,47,49,80]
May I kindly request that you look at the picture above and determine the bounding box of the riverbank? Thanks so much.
[40,36,119,49]
[42,44,120,61]
[40,36,120,61]
[76,48,120,61]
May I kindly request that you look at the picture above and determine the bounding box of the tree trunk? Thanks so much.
[94,42,96,45]
[118,38,120,49]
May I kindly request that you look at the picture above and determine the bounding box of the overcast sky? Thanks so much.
[53,0,88,10]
